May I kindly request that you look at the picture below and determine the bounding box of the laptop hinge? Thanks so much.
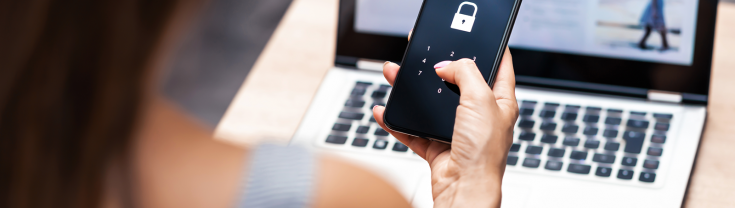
[647,90,683,103]
[356,59,386,72]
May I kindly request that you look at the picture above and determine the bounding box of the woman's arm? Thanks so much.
[313,157,412,208]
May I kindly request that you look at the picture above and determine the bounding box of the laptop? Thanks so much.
[290,0,719,207]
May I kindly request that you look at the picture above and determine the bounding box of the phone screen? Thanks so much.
[384,0,520,142]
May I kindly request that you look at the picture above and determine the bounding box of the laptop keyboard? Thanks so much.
[323,81,673,185]
[508,100,672,184]
[323,81,417,156]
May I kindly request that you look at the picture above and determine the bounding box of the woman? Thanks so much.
[639,0,670,51]
[0,0,518,208]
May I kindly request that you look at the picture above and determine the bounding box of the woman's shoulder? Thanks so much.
[312,155,412,208]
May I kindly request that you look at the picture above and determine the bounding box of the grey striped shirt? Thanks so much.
[237,144,316,208]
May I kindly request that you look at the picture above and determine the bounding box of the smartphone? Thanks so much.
[383,0,522,143]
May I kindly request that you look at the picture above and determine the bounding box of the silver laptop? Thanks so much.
[290,0,719,207]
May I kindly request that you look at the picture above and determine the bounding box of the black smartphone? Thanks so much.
[383,0,522,143]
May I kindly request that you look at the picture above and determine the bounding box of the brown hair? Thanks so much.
[0,0,186,207]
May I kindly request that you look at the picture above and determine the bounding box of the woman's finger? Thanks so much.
[491,47,517,103]
[383,61,400,86]
[434,59,495,105]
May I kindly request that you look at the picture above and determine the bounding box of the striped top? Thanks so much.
[237,144,316,208]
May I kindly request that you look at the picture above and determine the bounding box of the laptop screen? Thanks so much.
[336,0,718,103]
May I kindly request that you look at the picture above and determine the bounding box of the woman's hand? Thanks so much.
[372,47,519,207]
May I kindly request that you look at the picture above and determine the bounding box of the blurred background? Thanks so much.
[163,0,734,127]
[163,0,292,126]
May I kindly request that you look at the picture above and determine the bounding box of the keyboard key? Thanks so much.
[540,110,556,118]
[655,122,670,131]
[643,160,660,169]
[369,116,377,122]
[356,126,370,134]
[519,132,536,141]
[339,112,364,120]
[520,108,534,116]
[561,112,578,121]
[626,119,650,129]
[371,91,387,99]
[561,124,579,133]
[596,167,612,177]
[332,123,351,131]
[547,148,566,157]
[621,157,638,166]
[509,143,521,152]
[623,131,645,154]
[540,122,557,131]
[345,100,366,108]
[326,135,348,144]
[639,172,656,182]
[583,126,599,136]
[583,115,600,123]
[355,81,373,86]
[568,164,591,174]
[518,120,535,128]
[525,146,543,155]
[570,151,588,160]
[592,153,616,163]
[604,142,620,151]
[605,117,622,125]
[651,135,666,144]
[507,156,519,165]
[351,87,367,96]
[378,84,392,91]
[565,104,581,109]
[653,113,673,119]
[540,134,558,144]
[563,137,580,146]
[647,147,663,156]
[630,111,647,116]
[602,129,619,138]
[545,161,563,171]
[373,140,388,149]
[352,138,369,147]
[586,106,602,111]
[584,140,600,149]
[617,169,634,180]
[392,142,409,152]
[522,158,541,168]
[607,109,623,114]
[545,102,560,107]
[374,128,390,136]
[522,100,538,105]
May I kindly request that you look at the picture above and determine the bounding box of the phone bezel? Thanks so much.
[383,0,523,143]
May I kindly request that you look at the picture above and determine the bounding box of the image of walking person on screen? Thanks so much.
[639,0,670,51]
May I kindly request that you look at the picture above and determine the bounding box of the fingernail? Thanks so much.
[434,61,451,69]
[373,105,377,110]
[384,61,394,67]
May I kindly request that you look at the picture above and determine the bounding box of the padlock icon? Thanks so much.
[450,2,478,32]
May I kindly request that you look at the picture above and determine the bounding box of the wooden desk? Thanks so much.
[215,0,735,206]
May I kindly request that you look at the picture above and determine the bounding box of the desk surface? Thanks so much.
[214,0,735,206]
